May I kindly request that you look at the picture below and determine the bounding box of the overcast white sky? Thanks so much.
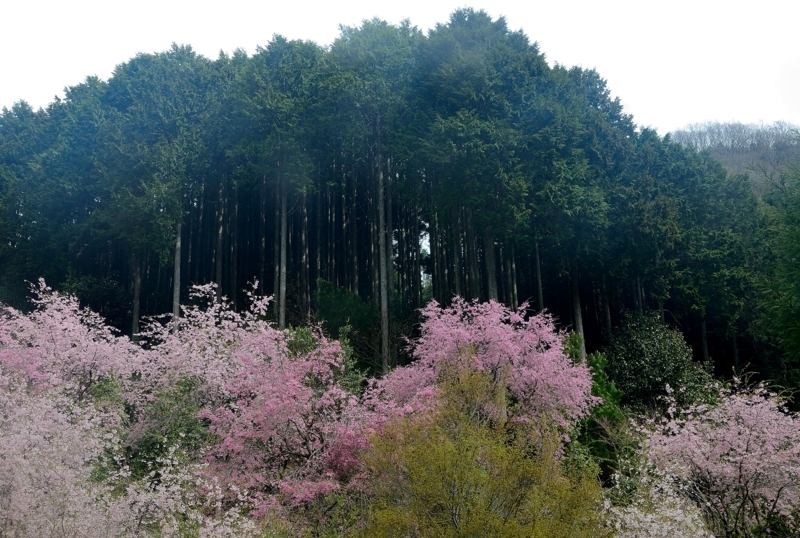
[1,0,798,134]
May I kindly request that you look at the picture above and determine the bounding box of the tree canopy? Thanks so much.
[0,8,796,384]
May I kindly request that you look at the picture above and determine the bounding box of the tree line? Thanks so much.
[0,9,795,381]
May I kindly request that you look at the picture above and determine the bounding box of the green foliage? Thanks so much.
[576,352,628,484]
[606,313,712,408]
[125,377,212,478]
[286,326,319,356]
[564,331,585,363]
[86,375,125,406]
[765,163,800,388]
[315,279,382,372]
[286,324,366,395]
[63,270,129,328]
[360,367,609,538]
[586,352,624,422]
[314,279,379,340]
[336,325,368,394]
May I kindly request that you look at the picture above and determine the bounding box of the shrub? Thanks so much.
[361,367,609,538]
[647,380,800,536]
[607,464,714,538]
[605,313,712,408]
[125,377,213,479]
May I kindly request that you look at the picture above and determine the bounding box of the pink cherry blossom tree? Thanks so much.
[647,381,800,536]
[370,297,596,429]
[0,279,139,399]
[199,328,367,514]
[0,282,270,535]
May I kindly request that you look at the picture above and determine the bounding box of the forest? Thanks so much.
[1,8,800,537]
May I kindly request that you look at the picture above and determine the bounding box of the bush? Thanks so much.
[605,313,712,408]
[647,380,800,537]
[125,377,212,479]
[579,352,627,483]
[361,366,609,538]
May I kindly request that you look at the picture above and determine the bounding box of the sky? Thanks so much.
[1,0,798,135]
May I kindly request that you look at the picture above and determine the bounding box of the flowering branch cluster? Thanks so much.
[647,381,800,535]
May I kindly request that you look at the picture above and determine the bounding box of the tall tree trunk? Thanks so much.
[631,278,640,314]
[602,281,613,342]
[316,174,322,289]
[499,245,507,304]
[194,183,204,284]
[450,209,463,297]
[370,180,380,306]
[483,228,498,301]
[571,263,586,359]
[301,193,310,319]
[342,164,349,292]
[132,254,142,343]
[377,146,390,374]
[273,179,281,318]
[172,221,182,324]
[334,169,340,287]
[510,243,518,310]
[351,166,359,297]
[501,244,516,309]
[701,317,710,363]
[431,209,441,302]
[465,211,480,300]
[186,211,193,281]
[215,181,225,301]
[386,157,394,304]
[732,331,739,371]
[279,172,288,330]
[638,276,645,314]
[230,194,238,310]
[259,175,267,294]
[413,197,421,308]
[534,239,544,311]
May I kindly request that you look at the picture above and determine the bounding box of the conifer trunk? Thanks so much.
[571,263,586,359]
[386,157,394,304]
[132,254,142,342]
[215,181,225,301]
[465,211,480,300]
[279,171,288,330]
[194,183,204,284]
[259,175,267,294]
[351,166,359,297]
[172,221,181,323]
[510,243,518,309]
[451,208,463,297]
[377,142,390,374]
[301,193,310,319]
[431,209,441,302]
[701,317,710,363]
[602,282,613,341]
[412,197,421,308]
[230,195,238,310]
[534,239,543,311]
[273,180,281,318]
[483,228,498,301]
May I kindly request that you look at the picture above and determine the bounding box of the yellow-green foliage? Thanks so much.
[360,366,609,538]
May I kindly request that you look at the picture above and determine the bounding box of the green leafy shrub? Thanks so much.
[578,352,628,482]
[605,313,712,408]
[125,377,212,478]
[360,366,609,538]
[315,279,381,372]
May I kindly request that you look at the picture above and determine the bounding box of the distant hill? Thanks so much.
[671,121,800,189]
